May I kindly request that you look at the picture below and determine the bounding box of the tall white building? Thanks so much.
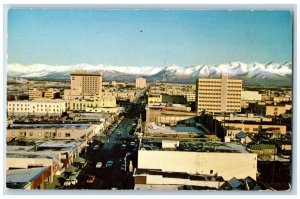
[196,75,242,114]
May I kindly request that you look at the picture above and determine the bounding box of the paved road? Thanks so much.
[62,118,139,190]
[60,95,146,190]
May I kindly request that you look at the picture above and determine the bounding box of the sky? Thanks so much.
[7,9,292,67]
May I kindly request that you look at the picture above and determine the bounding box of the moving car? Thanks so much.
[95,162,102,168]
[106,160,114,168]
[86,175,96,183]
[121,144,126,150]
[130,142,135,147]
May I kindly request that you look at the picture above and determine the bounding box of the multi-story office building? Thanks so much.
[70,71,102,97]
[44,88,60,99]
[136,77,147,89]
[196,75,242,114]
[28,88,43,100]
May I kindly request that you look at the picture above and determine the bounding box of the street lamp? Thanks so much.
[124,153,128,172]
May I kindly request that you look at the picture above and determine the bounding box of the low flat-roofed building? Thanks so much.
[85,107,120,114]
[266,104,292,116]
[146,104,196,127]
[241,91,262,102]
[214,113,272,123]
[69,97,117,111]
[148,94,163,105]
[7,140,86,170]
[133,169,225,190]
[6,166,52,189]
[250,144,276,156]
[69,112,115,125]
[145,123,210,138]
[137,141,257,181]
[7,99,68,116]
[223,121,287,137]
[273,96,291,103]
[134,184,180,191]
[6,123,94,141]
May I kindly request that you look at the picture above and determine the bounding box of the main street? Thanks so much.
[65,93,146,190]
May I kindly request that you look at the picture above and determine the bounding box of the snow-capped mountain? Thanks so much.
[7,62,292,86]
[7,63,163,78]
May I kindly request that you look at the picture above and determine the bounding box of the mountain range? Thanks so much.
[7,62,292,86]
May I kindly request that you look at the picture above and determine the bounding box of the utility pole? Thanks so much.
[85,131,87,157]
[271,146,276,183]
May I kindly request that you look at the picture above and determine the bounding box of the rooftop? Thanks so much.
[8,99,66,103]
[7,140,85,152]
[6,166,50,184]
[6,153,56,159]
[146,124,207,135]
[140,141,250,153]
[70,70,102,76]
[134,168,224,182]
[134,184,179,191]
[8,123,92,130]
[37,140,83,151]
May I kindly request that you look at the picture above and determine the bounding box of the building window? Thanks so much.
[30,132,33,136]
[65,133,71,138]
[210,170,213,174]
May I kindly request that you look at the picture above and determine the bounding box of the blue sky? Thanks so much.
[8,9,292,66]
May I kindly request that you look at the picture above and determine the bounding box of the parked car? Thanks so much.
[106,160,114,168]
[86,175,96,183]
[96,162,102,168]
[63,179,72,186]
[126,152,132,157]
[93,145,100,151]
[117,131,122,136]
[120,163,127,171]
[69,176,78,185]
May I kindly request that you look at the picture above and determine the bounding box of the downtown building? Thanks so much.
[195,75,242,115]
[64,70,103,100]
[136,77,147,89]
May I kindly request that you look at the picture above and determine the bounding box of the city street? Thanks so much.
[62,95,146,190]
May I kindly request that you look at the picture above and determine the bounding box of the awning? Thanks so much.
[73,157,86,163]
[65,165,78,173]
